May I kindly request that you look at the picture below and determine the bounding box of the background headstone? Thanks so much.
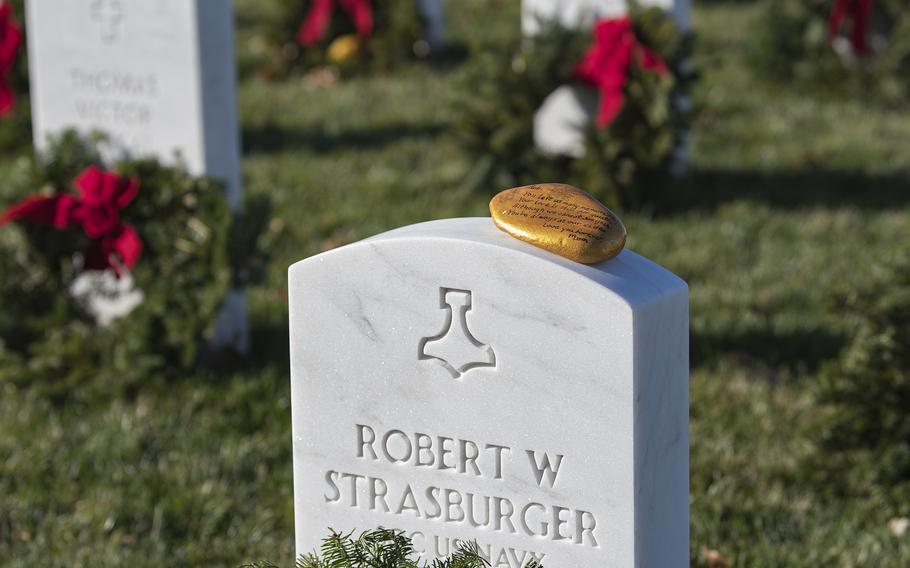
[289,218,689,566]
[26,0,248,352]
[522,0,690,36]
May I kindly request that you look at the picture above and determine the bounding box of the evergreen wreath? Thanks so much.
[452,7,693,209]
[0,132,272,401]
[250,0,425,79]
[757,0,910,102]
[245,528,545,568]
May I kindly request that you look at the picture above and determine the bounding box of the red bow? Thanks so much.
[0,166,143,274]
[0,1,22,117]
[829,0,875,57]
[574,17,668,128]
[298,0,373,46]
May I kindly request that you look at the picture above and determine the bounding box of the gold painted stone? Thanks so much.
[489,183,626,264]
[327,34,362,64]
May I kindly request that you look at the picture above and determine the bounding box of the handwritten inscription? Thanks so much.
[489,184,626,264]
[321,424,599,565]
[499,190,616,246]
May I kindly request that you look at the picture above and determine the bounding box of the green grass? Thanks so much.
[3,1,910,566]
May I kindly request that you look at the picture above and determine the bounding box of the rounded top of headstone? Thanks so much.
[489,183,626,264]
[291,218,683,312]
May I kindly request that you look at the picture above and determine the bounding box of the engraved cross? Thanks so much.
[92,0,125,45]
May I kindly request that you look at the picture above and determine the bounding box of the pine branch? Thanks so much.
[426,540,488,568]
[276,527,545,568]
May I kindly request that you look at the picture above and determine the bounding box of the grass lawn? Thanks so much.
[3,1,910,566]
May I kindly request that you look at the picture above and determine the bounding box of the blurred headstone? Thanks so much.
[26,0,248,353]
[522,0,690,36]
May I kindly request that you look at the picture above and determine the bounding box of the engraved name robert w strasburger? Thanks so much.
[322,424,600,549]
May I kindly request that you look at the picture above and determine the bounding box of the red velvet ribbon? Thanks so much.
[829,0,875,56]
[574,18,668,128]
[298,0,373,46]
[0,1,23,117]
[0,166,143,274]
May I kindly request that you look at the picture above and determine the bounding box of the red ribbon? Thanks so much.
[829,0,875,57]
[0,1,23,117]
[573,17,668,128]
[298,0,373,46]
[0,166,143,274]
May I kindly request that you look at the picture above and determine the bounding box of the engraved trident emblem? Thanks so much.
[92,0,125,45]
[419,288,496,378]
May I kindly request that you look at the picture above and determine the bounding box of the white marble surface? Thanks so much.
[289,217,688,566]
[522,0,691,35]
[26,0,247,353]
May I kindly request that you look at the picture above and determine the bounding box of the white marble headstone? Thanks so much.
[522,0,690,36]
[289,218,689,567]
[26,0,242,208]
[26,0,248,352]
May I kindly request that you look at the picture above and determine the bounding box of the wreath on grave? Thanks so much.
[0,132,275,400]
[758,0,910,101]
[0,0,30,153]
[245,0,433,80]
[452,7,694,210]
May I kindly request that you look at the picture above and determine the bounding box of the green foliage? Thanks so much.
[757,0,910,102]
[240,0,424,79]
[813,255,910,502]
[0,132,269,400]
[452,7,694,209]
[294,528,541,568]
